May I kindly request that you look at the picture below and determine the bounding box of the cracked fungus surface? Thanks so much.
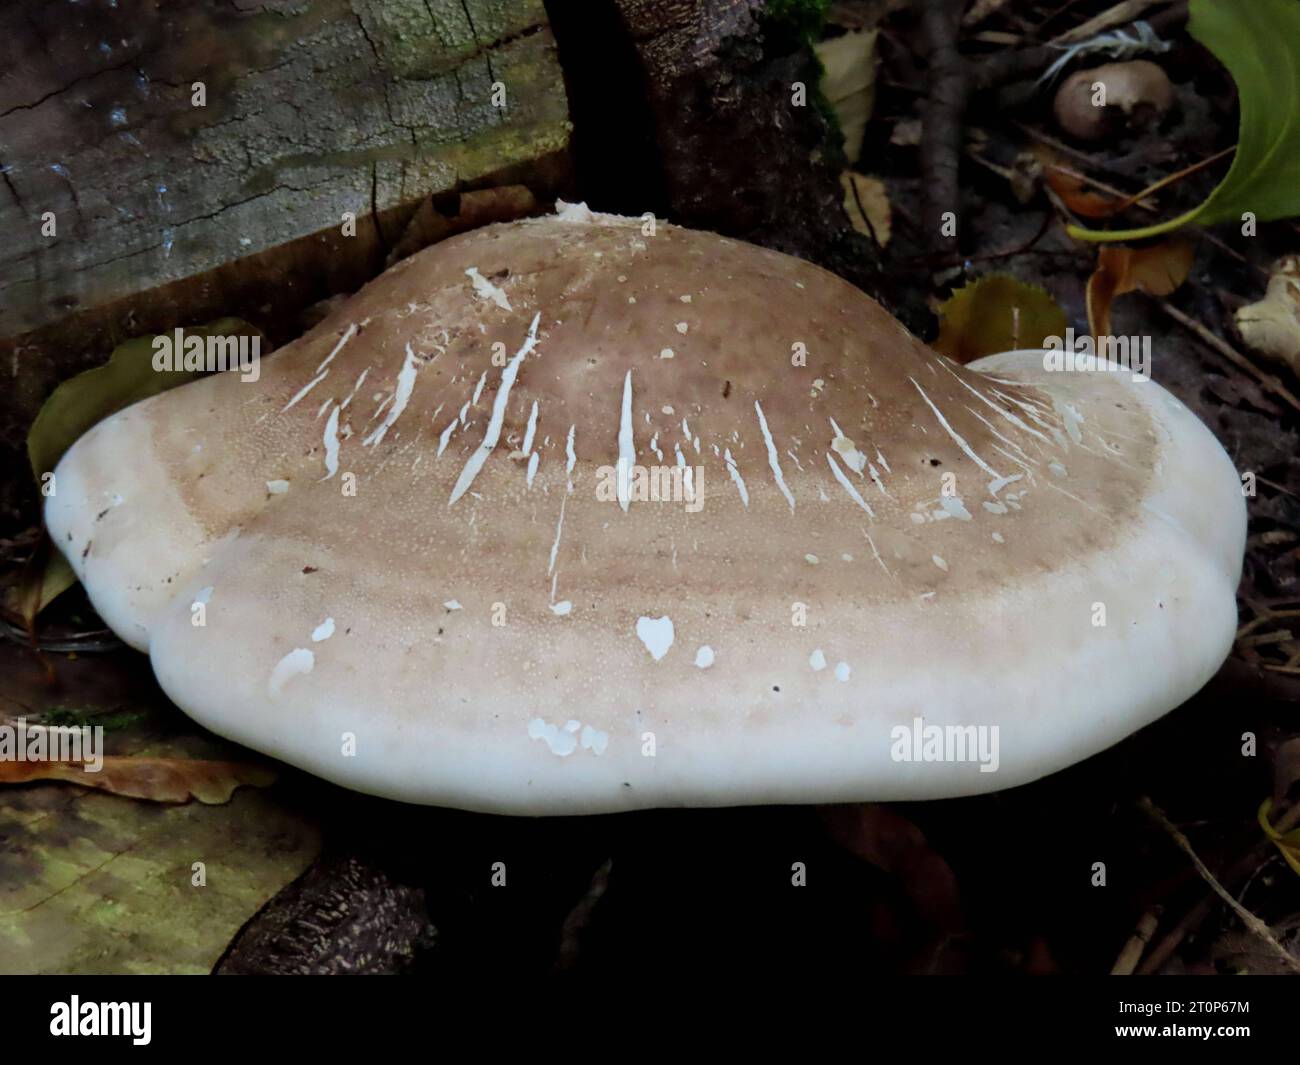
[47,207,1244,812]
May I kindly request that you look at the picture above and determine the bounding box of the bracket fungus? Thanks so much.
[46,204,1245,814]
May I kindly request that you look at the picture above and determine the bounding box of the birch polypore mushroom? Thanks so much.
[45,204,1246,814]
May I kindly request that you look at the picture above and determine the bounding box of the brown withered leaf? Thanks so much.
[1086,239,1194,338]
[1042,164,1130,219]
[0,755,275,804]
[1031,145,1133,219]
[0,643,319,974]
[841,171,892,247]
[2,535,77,635]
[819,804,964,932]
[933,275,1067,364]
[1235,256,1300,375]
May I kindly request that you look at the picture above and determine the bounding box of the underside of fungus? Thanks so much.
[45,204,1245,814]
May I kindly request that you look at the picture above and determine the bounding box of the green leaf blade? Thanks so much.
[1068,0,1300,242]
[1187,0,1300,227]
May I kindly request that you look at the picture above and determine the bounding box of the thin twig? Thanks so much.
[1138,799,1300,974]
[1112,146,1235,213]
[1014,123,1161,211]
[973,2,1186,90]
[1139,797,1300,974]
[1042,160,1160,214]
[1256,475,1300,498]
[920,0,970,263]
[1237,609,1300,640]
[1111,907,1162,975]
[1196,228,1267,278]
[1137,895,1211,974]
[962,0,1017,29]
[847,173,883,248]
[1049,0,1174,45]
[969,30,1024,46]
[1156,299,1300,415]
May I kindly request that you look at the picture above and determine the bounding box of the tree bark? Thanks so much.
[549,0,894,312]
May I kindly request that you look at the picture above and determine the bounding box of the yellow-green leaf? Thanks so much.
[3,536,79,629]
[1258,798,1300,877]
[27,318,263,481]
[933,275,1067,364]
[816,30,878,164]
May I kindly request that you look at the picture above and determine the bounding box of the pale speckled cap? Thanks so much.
[45,204,1246,814]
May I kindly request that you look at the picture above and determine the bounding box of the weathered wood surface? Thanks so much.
[0,0,571,527]
[0,0,569,339]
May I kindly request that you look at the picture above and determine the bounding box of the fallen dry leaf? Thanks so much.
[815,30,878,164]
[1032,146,1130,219]
[1086,239,1194,338]
[0,642,320,975]
[841,170,892,247]
[1043,165,1130,218]
[1235,256,1300,375]
[2,534,77,634]
[933,275,1067,364]
[0,782,318,975]
[0,755,276,804]
[819,804,963,931]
